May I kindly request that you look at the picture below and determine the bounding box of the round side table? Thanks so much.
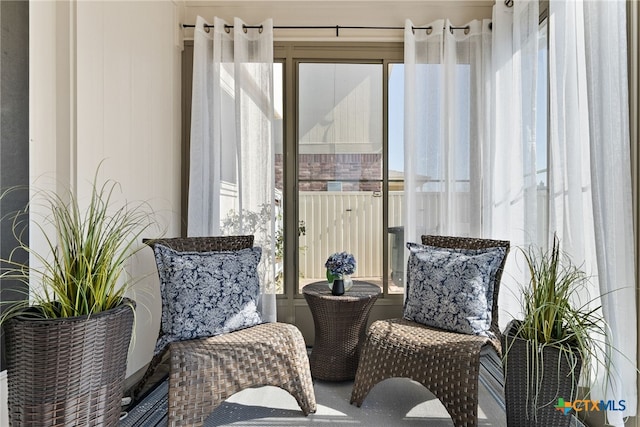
[302,281,380,381]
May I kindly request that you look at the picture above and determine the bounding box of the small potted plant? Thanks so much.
[502,234,608,427]
[324,251,356,296]
[0,167,157,426]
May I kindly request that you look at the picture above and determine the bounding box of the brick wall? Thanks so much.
[276,153,382,192]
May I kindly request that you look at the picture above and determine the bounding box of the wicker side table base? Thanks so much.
[168,322,317,427]
[303,281,380,381]
[350,318,498,427]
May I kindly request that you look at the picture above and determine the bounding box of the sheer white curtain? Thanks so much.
[548,0,636,423]
[188,16,277,322]
[405,4,540,323]
[490,0,541,326]
[406,2,636,422]
[404,18,492,246]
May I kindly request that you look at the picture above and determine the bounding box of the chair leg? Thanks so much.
[423,361,480,427]
[276,325,318,416]
[280,376,317,416]
[167,348,220,427]
[350,333,390,406]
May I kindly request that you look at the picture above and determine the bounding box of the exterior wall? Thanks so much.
[278,153,382,191]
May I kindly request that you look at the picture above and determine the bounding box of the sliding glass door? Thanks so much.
[183,42,406,332]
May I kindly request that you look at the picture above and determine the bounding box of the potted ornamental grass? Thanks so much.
[0,168,156,426]
[502,234,608,427]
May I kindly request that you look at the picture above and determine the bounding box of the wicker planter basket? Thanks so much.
[502,320,582,427]
[4,298,135,427]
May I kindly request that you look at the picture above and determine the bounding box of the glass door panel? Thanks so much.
[297,63,383,292]
[387,63,405,294]
[274,62,285,294]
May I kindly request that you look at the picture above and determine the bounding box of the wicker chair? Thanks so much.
[134,236,316,427]
[350,235,510,427]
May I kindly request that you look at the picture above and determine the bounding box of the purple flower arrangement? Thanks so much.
[325,251,356,281]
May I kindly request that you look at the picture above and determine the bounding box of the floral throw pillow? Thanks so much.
[152,244,263,355]
[403,242,507,337]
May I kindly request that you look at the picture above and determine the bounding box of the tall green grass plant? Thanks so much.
[0,169,156,321]
[504,234,609,423]
[515,234,605,369]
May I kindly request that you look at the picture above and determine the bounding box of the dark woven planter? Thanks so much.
[502,320,582,427]
[4,298,136,427]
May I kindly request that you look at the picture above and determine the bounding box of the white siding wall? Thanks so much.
[29,0,183,381]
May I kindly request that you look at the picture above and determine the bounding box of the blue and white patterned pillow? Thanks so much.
[403,242,507,337]
[152,244,263,354]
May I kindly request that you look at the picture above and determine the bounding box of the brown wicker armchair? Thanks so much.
[134,236,316,427]
[350,235,509,427]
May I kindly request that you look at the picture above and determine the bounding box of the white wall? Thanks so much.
[2,0,183,418]
[28,0,183,383]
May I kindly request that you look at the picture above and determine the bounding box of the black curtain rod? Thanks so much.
[181,23,478,36]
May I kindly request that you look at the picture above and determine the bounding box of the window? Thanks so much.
[182,35,551,323]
